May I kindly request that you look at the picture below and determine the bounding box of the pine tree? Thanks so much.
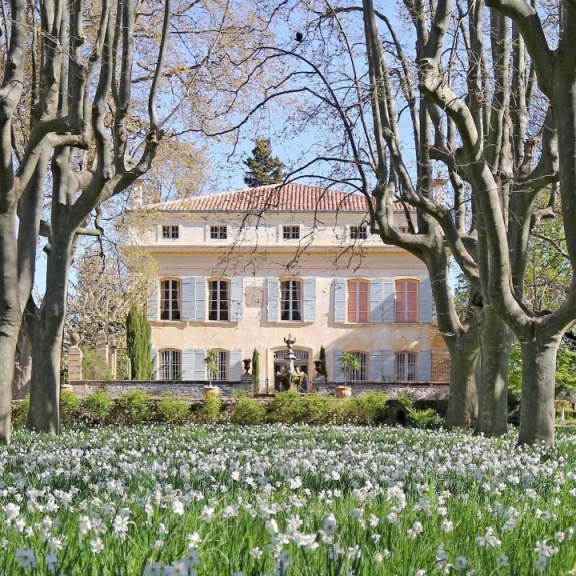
[243,139,286,187]
[126,307,154,380]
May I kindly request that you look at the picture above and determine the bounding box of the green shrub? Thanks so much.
[11,395,30,428]
[116,390,153,423]
[82,348,113,381]
[232,391,266,425]
[406,407,443,429]
[198,392,222,424]
[60,390,81,425]
[266,391,306,424]
[81,388,114,425]
[355,391,388,424]
[157,393,190,424]
[301,393,335,424]
[116,355,131,380]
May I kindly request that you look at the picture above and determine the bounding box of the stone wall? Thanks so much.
[312,381,449,401]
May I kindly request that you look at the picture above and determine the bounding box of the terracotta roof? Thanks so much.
[143,183,407,213]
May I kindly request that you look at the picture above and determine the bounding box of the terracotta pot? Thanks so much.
[202,385,221,398]
[335,385,352,398]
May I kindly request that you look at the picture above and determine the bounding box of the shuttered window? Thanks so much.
[347,280,369,322]
[349,352,367,382]
[396,352,417,381]
[159,350,181,380]
[209,350,228,381]
[209,280,229,321]
[160,280,181,320]
[281,280,302,321]
[395,280,418,322]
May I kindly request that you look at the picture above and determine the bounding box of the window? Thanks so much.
[347,280,369,322]
[350,225,368,240]
[210,226,227,239]
[160,280,181,320]
[282,225,300,240]
[396,352,417,382]
[209,350,228,381]
[209,280,229,321]
[280,280,302,321]
[395,280,418,322]
[348,352,367,382]
[162,225,179,239]
[159,350,181,380]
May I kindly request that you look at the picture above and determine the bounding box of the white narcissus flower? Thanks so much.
[90,538,104,554]
[16,549,35,570]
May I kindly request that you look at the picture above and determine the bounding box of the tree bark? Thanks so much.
[475,305,513,436]
[517,336,559,447]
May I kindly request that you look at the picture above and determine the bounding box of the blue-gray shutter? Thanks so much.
[230,348,243,381]
[195,278,207,322]
[267,278,279,322]
[418,350,432,382]
[369,350,383,382]
[419,277,433,323]
[333,350,344,382]
[147,281,159,321]
[230,277,244,322]
[334,279,346,323]
[194,349,206,381]
[182,349,195,380]
[303,277,316,322]
[383,350,395,381]
[370,279,384,323]
[382,279,395,323]
[151,348,158,379]
[181,278,196,321]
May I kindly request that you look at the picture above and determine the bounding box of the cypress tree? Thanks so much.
[243,139,286,187]
[126,307,153,380]
[319,345,327,380]
[252,348,260,393]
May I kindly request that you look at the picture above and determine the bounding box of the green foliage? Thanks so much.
[205,350,219,383]
[243,139,286,188]
[507,340,522,392]
[126,307,154,380]
[319,346,327,379]
[198,392,222,424]
[355,391,388,424]
[82,348,113,381]
[231,391,266,425]
[252,349,260,392]
[266,391,306,424]
[339,352,361,384]
[406,408,443,429]
[11,396,30,428]
[116,355,131,380]
[116,390,154,423]
[157,393,190,424]
[60,390,81,425]
[81,388,114,425]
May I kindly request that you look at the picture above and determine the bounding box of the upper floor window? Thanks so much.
[350,225,368,240]
[209,280,229,321]
[162,225,179,239]
[348,351,367,382]
[209,350,229,381]
[159,349,181,380]
[395,280,418,322]
[281,279,302,321]
[283,225,300,240]
[396,352,417,382]
[347,280,369,323]
[160,280,181,320]
[210,226,227,239]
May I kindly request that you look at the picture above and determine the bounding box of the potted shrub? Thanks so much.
[203,349,221,397]
[336,352,360,398]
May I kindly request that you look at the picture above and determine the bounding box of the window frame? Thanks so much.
[210,225,228,240]
[280,278,303,321]
[208,278,230,321]
[347,279,369,323]
[161,225,180,239]
[350,225,368,240]
[160,279,182,321]
[395,351,418,382]
[282,225,301,240]
[395,279,419,323]
[348,351,368,382]
[209,350,229,381]
[159,349,181,380]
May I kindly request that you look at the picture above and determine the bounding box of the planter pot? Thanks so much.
[335,385,352,398]
[202,385,221,398]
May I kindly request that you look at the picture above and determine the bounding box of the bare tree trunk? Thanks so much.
[13,329,32,399]
[517,336,559,446]
[475,306,513,436]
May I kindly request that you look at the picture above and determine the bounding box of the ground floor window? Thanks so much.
[396,352,417,381]
[159,350,181,380]
[210,350,228,381]
[348,351,367,382]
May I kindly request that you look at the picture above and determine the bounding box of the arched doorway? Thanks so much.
[273,349,310,375]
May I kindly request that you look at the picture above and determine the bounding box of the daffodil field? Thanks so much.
[1,425,576,575]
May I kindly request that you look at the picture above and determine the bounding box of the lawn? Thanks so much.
[1,425,576,575]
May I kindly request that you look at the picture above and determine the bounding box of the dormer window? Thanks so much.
[162,225,179,239]
[350,225,368,240]
[283,225,300,240]
[210,226,227,239]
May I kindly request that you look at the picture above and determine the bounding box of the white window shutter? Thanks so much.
[419,278,433,323]
[147,281,159,321]
[369,351,383,382]
[382,350,395,381]
[230,278,244,322]
[382,279,395,323]
[333,350,344,382]
[181,278,196,321]
[182,349,195,380]
[230,348,243,381]
[151,348,158,379]
[194,349,206,380]
[334,279,346,323]
[303,277,316,322]
[267,278,279,322]
[418,350,432,382]
[370,279,383,323]
[195,278,207,322]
